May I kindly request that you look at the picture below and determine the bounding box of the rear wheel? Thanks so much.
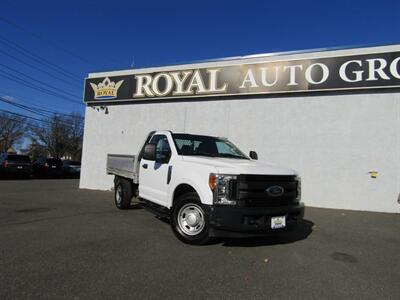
[114,177,132,209]
[171,192,210,245]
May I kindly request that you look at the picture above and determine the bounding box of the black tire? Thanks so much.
[171,192,210,245]
[114,177,132,209]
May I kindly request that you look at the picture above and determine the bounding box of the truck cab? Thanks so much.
[109,130,304,244]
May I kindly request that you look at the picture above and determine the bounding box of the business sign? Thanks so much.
[84,50,400,104]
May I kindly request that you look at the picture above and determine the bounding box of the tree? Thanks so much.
[30,115,70,159]
[65,113,84,161]
[28,142,48,161]
[0,112,27,152]
[29,113,84,159]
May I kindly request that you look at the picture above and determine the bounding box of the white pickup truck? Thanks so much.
[107,130,304,244]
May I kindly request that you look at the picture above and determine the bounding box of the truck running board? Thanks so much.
[139,199,171,220]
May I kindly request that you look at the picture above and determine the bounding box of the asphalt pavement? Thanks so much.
[0,179,399,299]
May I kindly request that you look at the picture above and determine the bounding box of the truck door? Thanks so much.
[139,134,172,206]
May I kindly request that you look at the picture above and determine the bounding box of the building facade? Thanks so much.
[80,45,400,213]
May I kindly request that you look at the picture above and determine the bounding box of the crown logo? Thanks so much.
[90,77,124,99]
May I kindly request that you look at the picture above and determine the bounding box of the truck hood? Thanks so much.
[181,156,297,175]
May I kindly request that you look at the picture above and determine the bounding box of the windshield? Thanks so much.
[63,160,81,166]
[46,158,62,166]
[7,155,31,162]
[172,134,249,159]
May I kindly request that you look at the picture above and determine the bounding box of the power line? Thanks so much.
[0,96,84,121]
[22,101,84,118]
[0,97,82,123]
[0,108,51,123]
[0,16,98,67]
[0,113,48,131]
[0,35,81,81]
[0,63,81,98]
[0,108,84,129]
[0,113,82,133]
[0,89,84,114]
[0,49,82,89]
[0,114,83,140]
[0,72,82,105]
[0,97,51,118]
[0,72,83,105]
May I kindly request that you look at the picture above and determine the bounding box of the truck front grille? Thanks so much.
[232,175,299,207]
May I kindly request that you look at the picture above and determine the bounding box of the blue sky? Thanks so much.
[0,0,398,117]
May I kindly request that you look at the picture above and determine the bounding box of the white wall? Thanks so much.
[80,92,400,213]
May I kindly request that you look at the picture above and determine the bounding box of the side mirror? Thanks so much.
[143,144,156,161]
[249,151,258,160]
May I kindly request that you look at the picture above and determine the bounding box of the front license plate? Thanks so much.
[17,166,23,169]
[51,166,56,169]
[271,216,286,229]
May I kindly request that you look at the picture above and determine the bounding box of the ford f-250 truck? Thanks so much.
[107,131,304,244]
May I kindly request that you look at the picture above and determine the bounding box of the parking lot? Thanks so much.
[0,179,399,299]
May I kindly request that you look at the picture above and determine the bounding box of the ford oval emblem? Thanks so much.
[266,185,284,197]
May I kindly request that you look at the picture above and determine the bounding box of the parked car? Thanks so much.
[0,153,32,178]
[62,160,81,178]
[107,131,304,244]
[33,157,63,178]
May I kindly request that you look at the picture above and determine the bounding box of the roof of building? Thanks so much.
[88,43,400,78]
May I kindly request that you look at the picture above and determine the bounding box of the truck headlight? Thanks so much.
[209,173,237,205]
[295,175,301,201]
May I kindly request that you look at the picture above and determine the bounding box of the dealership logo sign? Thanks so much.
[134,69,227,98]
[84,50,400,103]
[90,77,124,100]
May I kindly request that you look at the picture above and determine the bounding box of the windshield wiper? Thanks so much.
[196,152,217,157]
[182,152,217,157]
[218,153,249,159]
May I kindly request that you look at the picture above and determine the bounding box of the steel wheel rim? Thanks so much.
[177,203,205,236]
[116,185,122,204]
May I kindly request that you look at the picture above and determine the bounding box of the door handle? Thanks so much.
[142,164,148,169]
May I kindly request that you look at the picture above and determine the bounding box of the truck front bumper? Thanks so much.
[204,203,305,237]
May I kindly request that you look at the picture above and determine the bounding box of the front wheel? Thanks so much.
[114,177,132,209]
[171,192,210,245]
